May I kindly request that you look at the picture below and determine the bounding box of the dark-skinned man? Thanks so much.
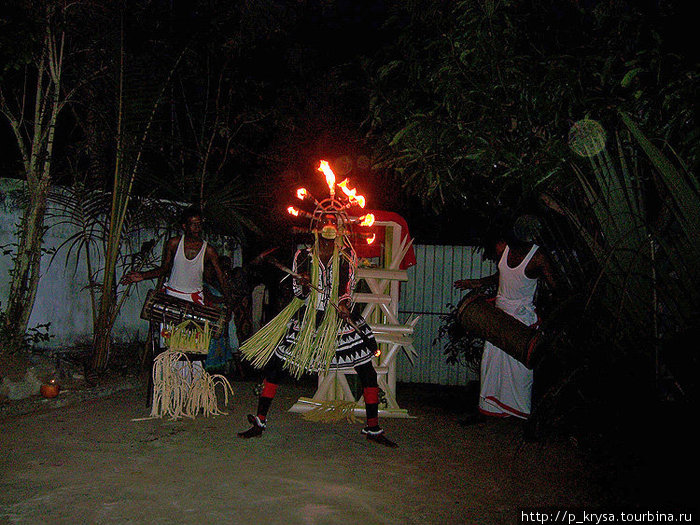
[123,207,229,305]
[122,207,232,378]
[455,215,558,425]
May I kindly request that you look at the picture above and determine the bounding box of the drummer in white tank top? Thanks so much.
[121,208,231,310]
[495,244,540,326]
[120,207,232,382]
[454,217,558,422]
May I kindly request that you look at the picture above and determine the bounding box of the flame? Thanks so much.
[287,206,300,217]
[296,188,308,200]
[317,161,336,194]
[366,233,376,245]
[359,213,375,227]
[337,179,366,208]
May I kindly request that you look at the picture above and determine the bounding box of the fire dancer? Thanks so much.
[454,215,557,424]
[237,161,396,447]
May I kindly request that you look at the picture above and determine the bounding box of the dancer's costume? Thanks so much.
[240,233,377,379]
[237,160,396,446]
[272,246,377,372]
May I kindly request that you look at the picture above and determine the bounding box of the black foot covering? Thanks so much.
[237,414,266,438]
[362,426,398,448]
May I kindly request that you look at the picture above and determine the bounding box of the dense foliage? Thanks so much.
[366,0,698,241]
[367,0,700,445]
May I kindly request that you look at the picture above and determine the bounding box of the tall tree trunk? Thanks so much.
[3,183,51,350]
[90,29,182,372]
[91,273,116,371]
[90,23,126,373]
[1,21,64,355]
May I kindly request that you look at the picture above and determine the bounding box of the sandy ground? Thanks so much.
[0,374,674,525]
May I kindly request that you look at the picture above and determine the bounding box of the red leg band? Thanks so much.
[261,380,279,399]
[364,387,379,405]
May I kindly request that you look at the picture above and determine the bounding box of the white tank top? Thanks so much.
[166,236,207,294]
[495,244,539,324]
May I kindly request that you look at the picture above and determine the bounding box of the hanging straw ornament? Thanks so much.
[288,233,322,376]
[140,350,234,421]
[239,297,304,368]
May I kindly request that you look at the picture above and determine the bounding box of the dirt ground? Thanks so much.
[0,370,693,525]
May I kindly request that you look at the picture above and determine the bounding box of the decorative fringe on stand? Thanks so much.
[166,319,211,354]
[137,350,234,421]
[301,400,360,423]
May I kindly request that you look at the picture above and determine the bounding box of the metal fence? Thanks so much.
[396,244,496,385]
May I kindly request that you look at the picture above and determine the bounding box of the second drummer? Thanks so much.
[454,215,558,425]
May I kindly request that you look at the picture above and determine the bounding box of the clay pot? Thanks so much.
[40,382,60,398]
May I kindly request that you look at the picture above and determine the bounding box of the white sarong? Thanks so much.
[478,245,539,419]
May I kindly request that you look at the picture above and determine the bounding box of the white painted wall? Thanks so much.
[2,177,490,385]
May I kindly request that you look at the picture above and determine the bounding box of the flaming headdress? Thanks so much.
[288,160,375,246]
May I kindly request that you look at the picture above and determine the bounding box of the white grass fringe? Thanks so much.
[301,400,360,423]
[135,350,234,421]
